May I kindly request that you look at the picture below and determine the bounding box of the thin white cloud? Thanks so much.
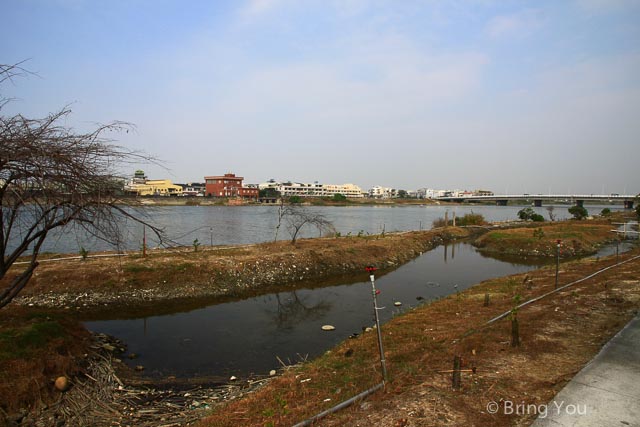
[485,9,543,39]
[240,0,284,20]
[211,34,488,128]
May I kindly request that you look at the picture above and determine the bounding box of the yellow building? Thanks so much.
[125,177,183,196]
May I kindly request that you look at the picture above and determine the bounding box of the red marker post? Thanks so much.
[366,266,388,383]
[555,240,561,289]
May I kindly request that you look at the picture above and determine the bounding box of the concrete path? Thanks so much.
[532,313,640,427]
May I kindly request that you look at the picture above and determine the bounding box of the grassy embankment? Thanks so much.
[0,215,636,423]
[197,247,640,427]
[11,228,473,313]
[474,220,618,258]
[0,227,474,416]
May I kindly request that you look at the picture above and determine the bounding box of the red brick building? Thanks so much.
[204,173,259,199]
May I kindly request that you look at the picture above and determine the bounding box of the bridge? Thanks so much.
[436,194,637,209]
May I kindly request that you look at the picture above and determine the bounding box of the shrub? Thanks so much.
[530,213,545,222]
[568,205,588,220]
[288,196,302,204]
[433,213,486,227]
[457,212,486,226]
[518,207,544,222]
[332,193,347,202]
[600,208,611,217]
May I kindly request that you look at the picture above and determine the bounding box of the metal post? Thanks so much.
[555,240,561,289]
[210,227,213,247]
[366,266,388,383]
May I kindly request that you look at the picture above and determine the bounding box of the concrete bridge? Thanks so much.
[437,194,636,209]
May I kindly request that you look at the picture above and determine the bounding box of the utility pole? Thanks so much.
[366,266,388,383]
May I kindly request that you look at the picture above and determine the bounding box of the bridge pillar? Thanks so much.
[496,200,508,206]
[534,200,542,207]
[575,200,584,207]
[624,200,634,209]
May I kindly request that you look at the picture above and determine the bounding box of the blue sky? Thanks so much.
[2,0,639,194]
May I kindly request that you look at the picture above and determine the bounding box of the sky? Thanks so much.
[2,0,639,195]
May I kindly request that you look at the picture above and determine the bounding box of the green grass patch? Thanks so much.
[123,264,154,273]
[0,321,65,360]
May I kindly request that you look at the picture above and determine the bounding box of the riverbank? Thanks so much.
[1,227,478,424]
[1,218,636,425]
[197,248,640,426]
[473,220,618,258]
[131,196,446,207]
[11,228,477,315]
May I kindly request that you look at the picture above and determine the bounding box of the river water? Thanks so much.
[84,241,559,380]
[68,204,630,380]
[39,203,624,254]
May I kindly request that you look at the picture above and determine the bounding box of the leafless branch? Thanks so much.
[0,63,164,308]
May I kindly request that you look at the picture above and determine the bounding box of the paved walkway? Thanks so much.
[532,313,640,427]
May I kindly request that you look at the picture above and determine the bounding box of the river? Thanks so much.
[84,241,587,380]
[39,203,624,254]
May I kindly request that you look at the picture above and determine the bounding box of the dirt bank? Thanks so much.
[473,220,618,258]
[1,227,477,425]
[10,228,477,314]
[197,248,640,427]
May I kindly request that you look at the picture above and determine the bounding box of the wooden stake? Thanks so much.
[452,355,462,390]
[511,317,520,347]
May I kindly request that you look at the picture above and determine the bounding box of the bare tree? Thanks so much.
[546,206,556,221]
[1,62,163,309]
[283,206,335,244]
[273,198,286,241]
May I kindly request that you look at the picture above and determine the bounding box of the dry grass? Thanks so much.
[197,249,640,427]
[474,220,616,257]
[7,228,473,304]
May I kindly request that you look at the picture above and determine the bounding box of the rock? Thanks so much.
[135,365,145,371]
[321,325,335,331]
[54,376,69,392]
[394,301,402,306]
[269,370,277,376]
[229,376,237,381]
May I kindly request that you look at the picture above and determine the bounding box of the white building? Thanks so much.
[368,186,397,199]
[258,181,364,198]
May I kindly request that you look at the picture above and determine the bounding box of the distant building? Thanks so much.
[368,186,397,199]
[124,170,183,196]
[177,182,206,196]
[258,181,364,198]
[205,173,258,199]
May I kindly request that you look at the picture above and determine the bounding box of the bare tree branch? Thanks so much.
[283,206,335,244]
[0,62,164,308]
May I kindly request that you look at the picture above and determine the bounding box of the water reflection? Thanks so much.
[85,242,539,379]
[265,291,332,329]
